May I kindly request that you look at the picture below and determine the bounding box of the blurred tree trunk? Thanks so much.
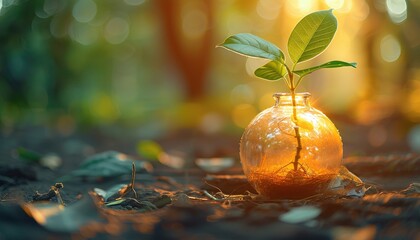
[155,0,213,100]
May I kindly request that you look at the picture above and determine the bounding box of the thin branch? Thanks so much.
[130,162,138,199]
[32,183,65,206]
[203,190,219,200]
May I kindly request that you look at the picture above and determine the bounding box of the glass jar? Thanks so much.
[240,92,343,199]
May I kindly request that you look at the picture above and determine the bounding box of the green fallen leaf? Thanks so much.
[105,199,125,206]
[17,147,42,163]
[60,151,152,181]
[327,166,365,198]
[95,184,128,202]
[23,194,102,233]
[105,195,171,211]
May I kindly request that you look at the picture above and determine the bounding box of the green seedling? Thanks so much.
[218,9,356,172]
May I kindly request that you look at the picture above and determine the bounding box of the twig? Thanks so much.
[204,181,224,193]
[32,183,65,206]
[130,162,138,199]
[204,190,219,200]
[204,180,254,200]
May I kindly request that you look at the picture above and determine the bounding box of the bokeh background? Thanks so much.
[1,0,420,155]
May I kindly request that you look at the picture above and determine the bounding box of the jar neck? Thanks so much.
[273,92,311,108]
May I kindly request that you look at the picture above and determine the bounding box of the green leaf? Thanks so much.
[218,33,284,61]
[254,61,288,80]
[105,199,125,206]
[25,196,103,232]
[288,9,337,63]
[59,151,153,181]
[136,140,162,160]
[293,61,357,77]
[17,147,42,163]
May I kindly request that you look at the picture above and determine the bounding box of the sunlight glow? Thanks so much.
[353,0,370,21]
[386,0,407,23]
[403,86,420,122]
[256,0,282,20]
[182,7,208,39]
[232,104,257,128]
[22,203,64,225]
[230,84,255,105]
[259,93,275,110]
[380,35,401,62]
[325,0,344,10]
[245,58,269,77]
[200,113,225,134]
[182,10,207,39]
[286,0,317,15]
[328,0,353,13]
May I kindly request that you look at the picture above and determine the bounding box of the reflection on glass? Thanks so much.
[240,93,343,198]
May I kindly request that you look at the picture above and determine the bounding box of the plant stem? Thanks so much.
[290,89,302,171]
[288,68,302,172]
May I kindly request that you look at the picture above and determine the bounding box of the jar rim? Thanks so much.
[273,92,311,98]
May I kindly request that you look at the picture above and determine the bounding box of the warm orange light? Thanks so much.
[240,93,343,199]
[286,0,317,16]
[22,203,64,225]
[232,103,257,128]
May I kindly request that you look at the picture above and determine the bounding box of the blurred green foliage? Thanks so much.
[0,0,180,128]
[0,0,65,123]
[1,0,420,148]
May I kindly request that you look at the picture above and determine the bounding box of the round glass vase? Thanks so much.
[240,92,343,199]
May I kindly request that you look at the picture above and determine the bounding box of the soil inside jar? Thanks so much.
[248,170,336,199]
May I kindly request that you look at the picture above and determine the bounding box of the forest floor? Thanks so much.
[0,125,419,240]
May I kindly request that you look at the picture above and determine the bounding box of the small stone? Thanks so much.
[40,154,62,170]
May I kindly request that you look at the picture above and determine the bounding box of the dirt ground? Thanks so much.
[0,126,419,240]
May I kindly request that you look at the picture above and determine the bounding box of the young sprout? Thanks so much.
[218,9,356,172]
